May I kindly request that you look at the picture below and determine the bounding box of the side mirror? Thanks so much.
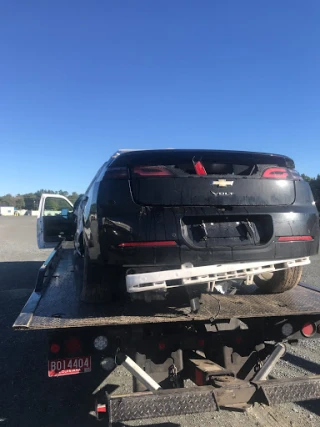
[61,208,69,218]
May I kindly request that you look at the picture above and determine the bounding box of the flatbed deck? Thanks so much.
[13,243,320,330]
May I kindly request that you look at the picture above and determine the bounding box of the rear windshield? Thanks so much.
[111,150,294,176]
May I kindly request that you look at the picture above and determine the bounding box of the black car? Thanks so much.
[38,149,319,303]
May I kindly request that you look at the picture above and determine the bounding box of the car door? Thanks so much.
[37,194,75,249]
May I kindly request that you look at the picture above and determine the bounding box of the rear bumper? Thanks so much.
[100,209,319,266]
[106,239,318,267]
[126,257,310,293]
[107,375,320,423]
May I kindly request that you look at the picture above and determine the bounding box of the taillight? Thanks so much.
[50,343,60,354]
[65,337,82,353]
[262,167,290,179]
[301,322,316,337]
[103,167,128,179]
[194,161,207,175]
[118,241,177,248]
[278,236,313,242]
[158,341,166,350]
[133,166,173,176]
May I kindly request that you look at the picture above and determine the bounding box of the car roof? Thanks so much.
[110,148,174,158]
[110,148,293,161]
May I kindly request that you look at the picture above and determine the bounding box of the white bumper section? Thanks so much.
[126,257,310,293]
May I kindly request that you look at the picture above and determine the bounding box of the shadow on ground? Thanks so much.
[283,353,320,375]
[283,352,320,417]
[0,261,117,427]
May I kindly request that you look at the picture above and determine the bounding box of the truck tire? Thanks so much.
[254,266,303,294]
[80,245,113,303]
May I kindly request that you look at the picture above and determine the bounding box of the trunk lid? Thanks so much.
[130,176,295,206]
[113,150,296,207]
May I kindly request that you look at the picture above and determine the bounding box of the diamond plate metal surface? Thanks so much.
[108,387,218,422]
[257,376,320,405]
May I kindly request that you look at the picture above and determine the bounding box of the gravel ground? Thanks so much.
[0,216,319,427]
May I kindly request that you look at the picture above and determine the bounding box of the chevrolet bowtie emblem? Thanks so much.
[212,179,234,187]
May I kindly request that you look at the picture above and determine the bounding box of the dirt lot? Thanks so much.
[0,216,319,427]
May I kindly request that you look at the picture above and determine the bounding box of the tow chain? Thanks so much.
[168,361,179,388]
[254,357,263,373]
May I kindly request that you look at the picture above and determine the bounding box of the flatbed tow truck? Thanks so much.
[13,241,320,425]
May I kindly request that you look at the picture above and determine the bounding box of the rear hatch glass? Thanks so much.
[113,150,296,207]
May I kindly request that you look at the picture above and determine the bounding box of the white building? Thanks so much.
[0,206,15,216]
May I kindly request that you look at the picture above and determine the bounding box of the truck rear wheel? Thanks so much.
[81,245,113,303]
[254,266,303,294]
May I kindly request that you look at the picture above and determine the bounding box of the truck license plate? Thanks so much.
[48,356,91,377]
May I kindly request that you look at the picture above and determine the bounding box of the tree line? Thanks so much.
[0,190,80,211]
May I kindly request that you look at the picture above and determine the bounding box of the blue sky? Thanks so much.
[1,1,320,195]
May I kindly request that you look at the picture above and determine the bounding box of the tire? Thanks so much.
[80,244,113,303]
[254,266,303,294]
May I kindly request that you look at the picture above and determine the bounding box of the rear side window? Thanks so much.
[111,150,294,177]
[85,163,108,192]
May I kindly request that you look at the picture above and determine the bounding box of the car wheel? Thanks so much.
[80,244,113,303]
[254,266,303,294]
